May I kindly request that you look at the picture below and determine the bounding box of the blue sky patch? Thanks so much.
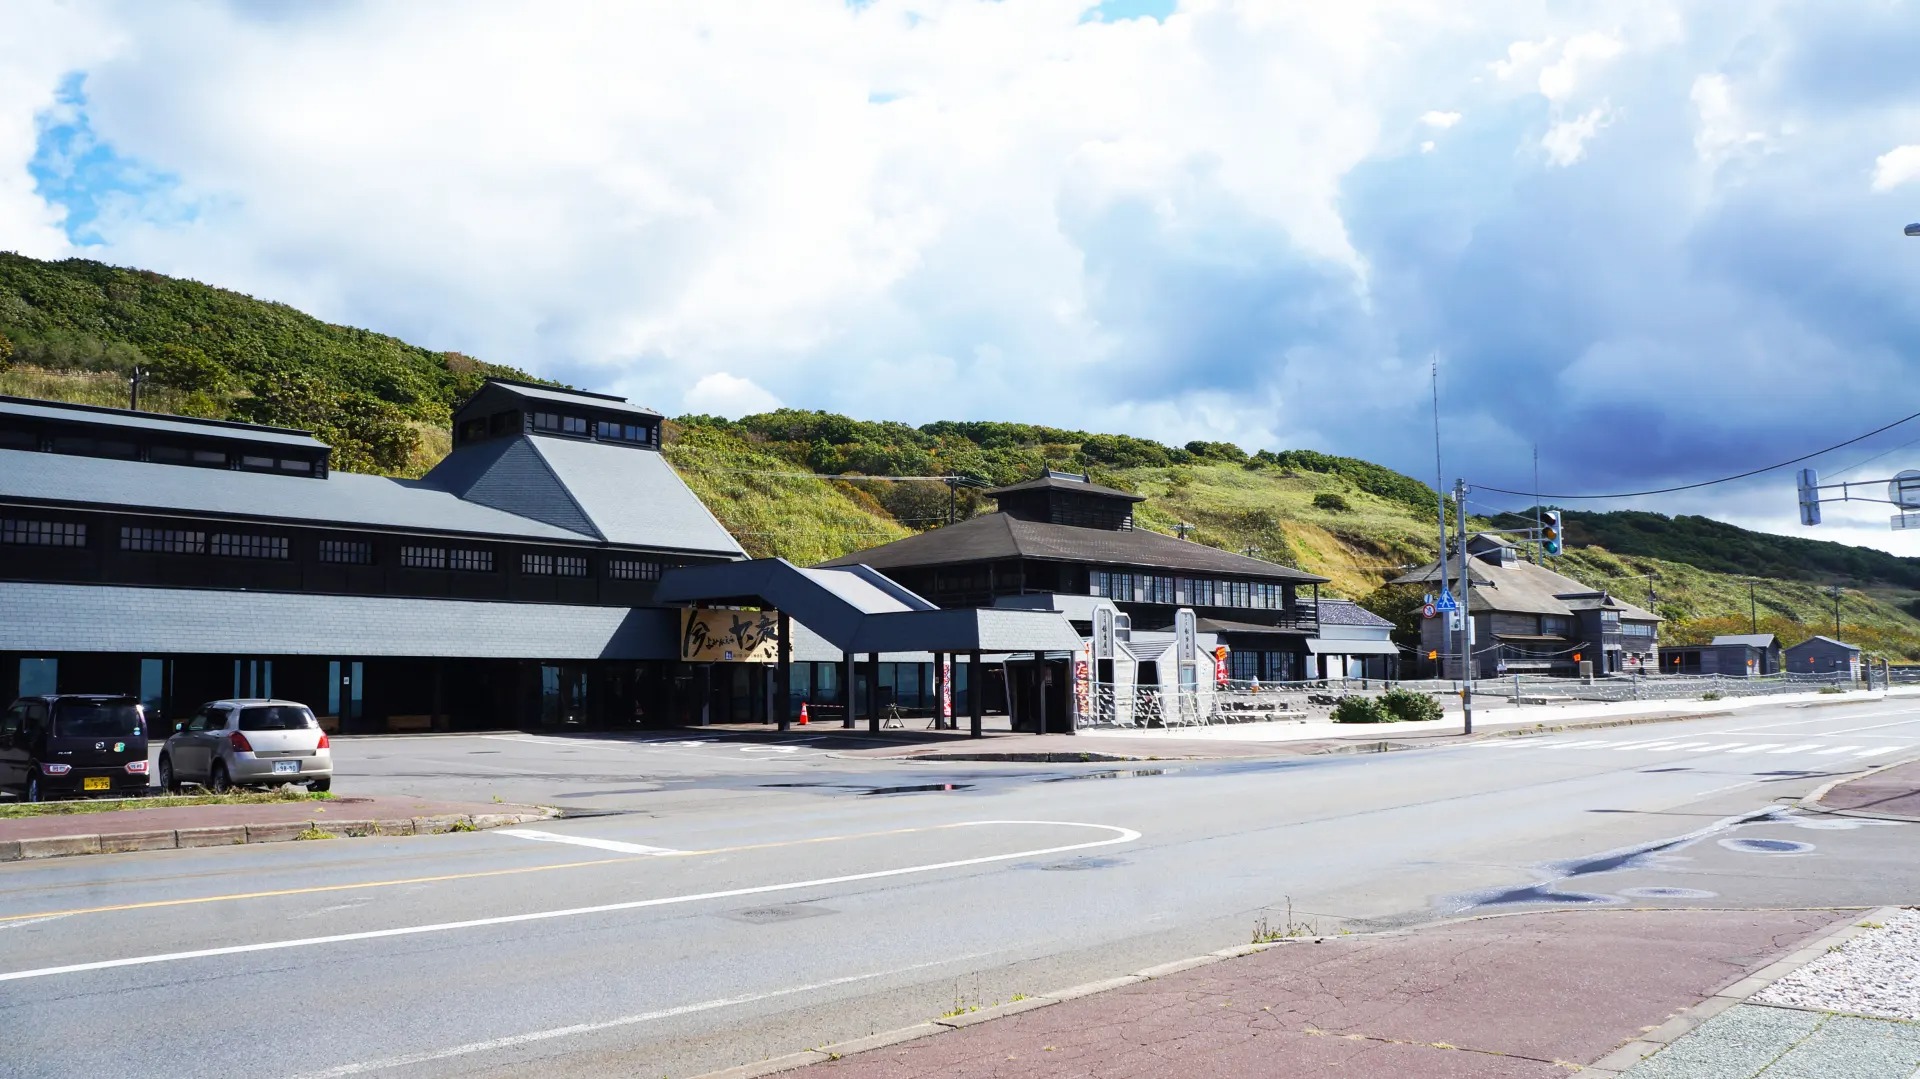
[29,73,185,245]
[1085,0,1177,22]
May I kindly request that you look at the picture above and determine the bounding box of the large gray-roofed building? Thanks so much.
[526,435,743,555]
[0,395,328,451]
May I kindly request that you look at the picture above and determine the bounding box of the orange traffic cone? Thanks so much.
[798,701,809,726]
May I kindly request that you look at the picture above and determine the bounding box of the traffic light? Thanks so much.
[1542,510,1563,556]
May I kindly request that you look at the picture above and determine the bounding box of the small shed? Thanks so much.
[1709,633,1781,676]
[1784,635,1862,679]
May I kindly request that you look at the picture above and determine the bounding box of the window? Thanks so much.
[556,554,588,577]
[121,526,205,554]
[1,519,86,547]
[278,458,313,474]
[599,422,654,445]
[238,704,317,731]
[240,455,275,470]
[1542,615,1573,637]
[318,539,373,565]
[522,552,553,575]
[449,548,494,572]
[531,412,589,435]
[401,545,448,569]
[210,532,288,559]
[610,558,662,581]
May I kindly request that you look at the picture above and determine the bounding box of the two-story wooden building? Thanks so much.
[819,470,1331,693]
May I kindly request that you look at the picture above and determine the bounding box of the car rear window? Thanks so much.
[239,705,318,731]
[53,700,144,739]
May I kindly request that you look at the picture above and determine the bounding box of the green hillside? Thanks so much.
[5,252,1920,658]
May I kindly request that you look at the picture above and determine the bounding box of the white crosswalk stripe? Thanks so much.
[1468,738,1911,761]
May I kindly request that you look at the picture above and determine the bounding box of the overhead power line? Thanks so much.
[679,467,963,482]
[1473,408,1920,500]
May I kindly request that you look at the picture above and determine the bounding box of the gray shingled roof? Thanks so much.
[0,447,593,541]
[987,474,1145,502]
[1,396,328,450]
[1711,634,1778,647]
[484,381,663,419]
[422,436,604,539]
[818,513,1327,582]
[1312,599,1395,628]
[1391,554,1660,621]
[529,436,744,555]
[0,582,677,659]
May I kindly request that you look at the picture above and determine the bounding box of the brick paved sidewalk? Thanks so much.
[728,908,1853,1079]
[1814,760,1920,821]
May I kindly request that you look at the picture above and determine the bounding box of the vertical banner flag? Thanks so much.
[1213,644,1230,687]
[941,654,953,724]
[1073,641,1093,724]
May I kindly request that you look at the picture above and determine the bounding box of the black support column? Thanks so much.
[842,652,856,729]
[866,652,881,734]
[969,653,983,739]
[776,611,792,733]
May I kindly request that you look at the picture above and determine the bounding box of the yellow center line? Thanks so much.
[0,822,978,923]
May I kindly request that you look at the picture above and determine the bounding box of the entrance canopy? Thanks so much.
[655,559,1084,656]
[1304,639,1399,656]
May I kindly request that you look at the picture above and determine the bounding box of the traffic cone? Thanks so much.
[798,701,809,726]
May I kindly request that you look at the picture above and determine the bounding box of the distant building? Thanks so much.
[1308,599,1399,680]
[1784,635,1862,678]
[1391,533,1661,679]
[1669,633,1782,677]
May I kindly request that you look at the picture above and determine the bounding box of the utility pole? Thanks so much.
[1532,444,1542,564]
[127,365,148,412]
[1748,580,1758,634]
[1455,478,1473,734]
[1827,585,1845,636]
[1432,362,1451,676]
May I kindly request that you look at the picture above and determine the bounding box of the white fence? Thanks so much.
[1078,669,1866,729]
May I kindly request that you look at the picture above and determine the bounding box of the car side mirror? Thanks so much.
[173,722,184,733]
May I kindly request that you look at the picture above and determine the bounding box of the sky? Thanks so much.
[3,0,1919,552]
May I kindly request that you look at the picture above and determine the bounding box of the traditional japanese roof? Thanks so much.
[0,395,327,450]
[985,474,1145,503]
[1712,634,1779,647]
[818,513,1327,582]
[1311,598,1395,628]
[1391,555,1660,621]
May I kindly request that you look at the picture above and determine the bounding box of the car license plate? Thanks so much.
[83,776,110,791]
[273,760,301,775]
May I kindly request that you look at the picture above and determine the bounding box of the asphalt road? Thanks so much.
[6,697,1920,1078]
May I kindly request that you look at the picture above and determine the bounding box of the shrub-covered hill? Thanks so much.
[0,253,542,472]
[5,253,1919,656]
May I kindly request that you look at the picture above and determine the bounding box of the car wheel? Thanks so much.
[309,778,331,793]
[158,755,179,794]
[209,762,232,795]
[25,773,43,803]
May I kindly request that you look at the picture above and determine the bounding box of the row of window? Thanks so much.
[0,429,322,475]
[2,517,670,580]
[531,411,590,435]
[1090,570,1290,610]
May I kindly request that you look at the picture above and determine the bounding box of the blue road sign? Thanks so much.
[1434,590,1458,612]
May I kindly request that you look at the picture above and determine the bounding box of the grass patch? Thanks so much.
[0,788,332,818]
[295,826,337,841]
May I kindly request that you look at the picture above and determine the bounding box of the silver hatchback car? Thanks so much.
[159,699,333,794]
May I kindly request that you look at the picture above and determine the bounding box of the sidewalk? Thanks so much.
[703,908,1859,1079]
[1812,758,1920,822]
[0,794,550,861]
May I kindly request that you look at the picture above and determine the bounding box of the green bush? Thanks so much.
[1312,492,1351,512]
[1330,695,1389,723]
[1701,689,1725,701]
[1380,686,1442,722]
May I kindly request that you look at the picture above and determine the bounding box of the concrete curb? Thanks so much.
[1579,905,1902,1077]
[1794,754,1920,824]
[685,904,1876,1079]
[0,807,554,863]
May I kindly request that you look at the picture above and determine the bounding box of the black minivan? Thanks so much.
[0,695,152,802]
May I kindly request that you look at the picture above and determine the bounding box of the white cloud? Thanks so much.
[1542,105,1611,166]
[1871,145,1920,192]
[1690,73,1766,168]
[680,372,783,418]
[1537,32,1623,102]
[0,1,1917,546]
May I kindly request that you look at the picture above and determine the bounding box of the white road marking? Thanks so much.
[0,914,72,931]
[495,829,681,855]
[1651,743,1715,752]
[1856,747,1902,758]
[0,820,1140,983]
[1692,743,1748,753]
[1768,744,1823,754]
[1618,742,1678,751]
[1728,744,1782,754]
[291,953,987,1078]
[1816,746,1864,755]
[1540,740,1612,750]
